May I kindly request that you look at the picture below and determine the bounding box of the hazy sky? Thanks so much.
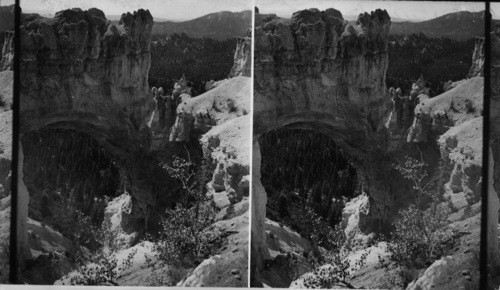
[492,3,500,20]
[1,0,15,5]
[257,0,485,21]
[20,0,251,21]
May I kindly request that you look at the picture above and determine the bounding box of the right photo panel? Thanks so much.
[251,1,485,289]
[489,2,500,289]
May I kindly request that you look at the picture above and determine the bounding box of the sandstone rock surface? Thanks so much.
[170,76,250,142]
[468,37,484,78]
[229,35,251,78]
[407,77,483,143]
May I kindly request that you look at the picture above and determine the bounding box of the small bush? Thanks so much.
[301,216,367,289]
[383,155,457,286]
[154,200,224,268]
[387,204,453,269]
[154,156,226,269]
[64,249,138,286]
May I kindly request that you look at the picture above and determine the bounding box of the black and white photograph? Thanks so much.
[5,0,500,289]
[251,1,485,289]
[0,0,14,284]
[15,0,251,286]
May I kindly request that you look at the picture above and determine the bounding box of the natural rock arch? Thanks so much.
[17,8,158,265]
[251,8,398,280]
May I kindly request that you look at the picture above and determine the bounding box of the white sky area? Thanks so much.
[257,0,485,22]
[1,0,15,5]
[492,3,500,20]
[20,0,251,21]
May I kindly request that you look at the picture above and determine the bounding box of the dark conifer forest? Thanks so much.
[387,33,475,96]
[259,129,358,239]
[149,33,237,96]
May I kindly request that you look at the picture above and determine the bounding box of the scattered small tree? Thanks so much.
[151,155,227,269]
[382,156,457,286]
[302,220,368,289]
[64,249,138,286]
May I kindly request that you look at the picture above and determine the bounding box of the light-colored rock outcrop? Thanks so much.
[0,70,13,112]
[202,115,250,204]
[0,31,13,71]
[102,194,141,251]
[166,70,251,286]
[170,75,250,142]
[290,242,398,289]
[229,35,251,78]
[438,117,482,203]
[468,37,484,78]
[407,77,483,143]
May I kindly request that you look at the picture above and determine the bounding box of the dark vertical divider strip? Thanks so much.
[9,0,20,284]
[481,1,491,289]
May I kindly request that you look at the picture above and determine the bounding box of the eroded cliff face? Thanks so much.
[17,8,162,264]
[254,8,391,136]
[166,75,251,287]
[468,37,484,78]
[229,35,251,78]
[20,8,154,139]
[0,31,14,71]
[252,8,394,281]
[0,5,15,71]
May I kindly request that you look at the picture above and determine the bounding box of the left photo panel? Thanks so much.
[15,0,252,286]
[0,0,14,284]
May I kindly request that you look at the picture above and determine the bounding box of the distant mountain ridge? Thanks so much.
[390,10,485,40]
[152,10,252,40]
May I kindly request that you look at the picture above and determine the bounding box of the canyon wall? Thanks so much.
[252,8,393,277]
[468,37,484,78]
[229,34,251,78]
[0,30,13,71]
